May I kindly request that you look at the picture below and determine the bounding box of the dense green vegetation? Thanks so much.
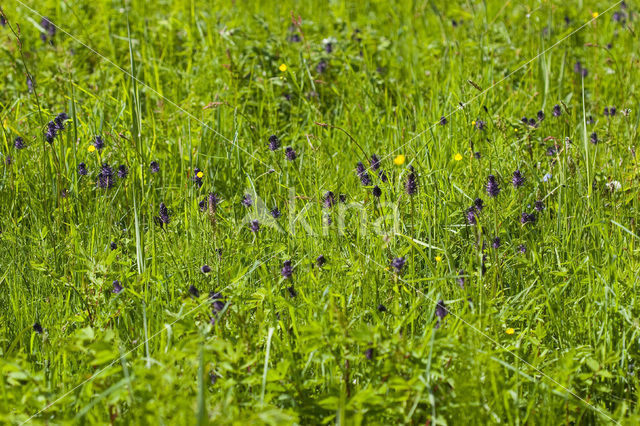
[1,0,639,424]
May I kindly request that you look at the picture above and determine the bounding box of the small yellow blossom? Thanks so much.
[591,12,599,19]
[393,154,406,165]
[506,328,515,335]
[454,153,463,161]
[471,120,476,126]
[514,128,519,132]
[197,171,204,178]
[435,255,442,262]
[279,63,288,72]
[88,145,96,152]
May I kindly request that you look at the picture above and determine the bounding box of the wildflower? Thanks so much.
[97,163,115,189]
[474,197,484,211]
[249,220,260,233]
[93,136,105,151]
[591,11,599,19]
[546,146,558,156]
[77,162,88,176]
[435,255,442,262]
[391,257,406,272]
[5,156,12,166]
[285,146,297,161]
[377,304,387,312]
[241,194,253,207]
[199,199,207,211]
[110,241,117,250]
[520,212,536,225]
[117,165,128,179]
[268,135,280,151]
[281,260,293,279]
[521,116,528,124]
[454,153,463,161]
[517,244,527,254]
[394,154,405,165]
[316,255,326,268]
[54,112,69,130]
[378,169,388,183]
[505,328,515,335]
[208,192,220,213]
[356,161,372,186]
[209,371,218,385]
[112,280,123,294]
[552,104,562,117]
[528,118,537,128]
[372,185,382,198]
[339,194,347,203]
[486,175,500,197]
[193,168,204,187]
[492,237,501,249]
[45,121,57,143]
[150,161,160,173]
[466,208,477,225]
[609,106,617,116]
[0,15,5,26]
[323,191,336,209]
[33,322,43,334]
[287,286,298,298]
[270,206,281,219]
[201,265,211,274]
[405,168,418,195]
[157,202,170,227]
[316,60,328,74]
[279,63,288,72]
[439,116,448,125]
[474,151,482,159]
[87,145,96,153]
[40,17,56,43]
[537,110,545,121]
[512,169,525,188]
[534,200,545,211]
[365,348,374,360]
[604,107,610,117]
[189,285,200,298]
[435,300,448,328]
[474,120,486,130]
[543,173,553,182]
[370,154,381,171]
[14,137,25,150]
[590,132,599,144]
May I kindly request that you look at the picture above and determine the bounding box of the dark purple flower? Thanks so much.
[281,260,293,279]
[5,156,11,166]
[378,169,388,183]
[33,322,43,334]
[97,163,115,189]
[287,286,298,298]
[440,116,448,125]
[553,104,562,117]
[189,285,200,298]
[466,208,477,225]
[54,112,69,130]
[323,191,336,209]
[14,137,25,150]
[209,371,218,385]
[268,135,280,151]
[521,116,528,124]
[370,154,381,171]
[391,257,405,272]
[590,132,598,144]
[157,202,170,227]
[492,237,501,249]
[365,348,374,360]
[339,194,347,203]
[316,60,328,74]
[150,161,160,173]
[356,161,372,186]
[574,61,583,74]
[249,220,260,233]
[93,136,105,151]
[537,110,545,121]
[610,107,616,116]
[199,199,207,211]
[377,304,387,312]
[285,146,297,161]
[40,17,55,43]
[0,15,5,26]
[208,193,220,213]
[604,107,610,117]
[512,169,525,188]
[117,165,128,179]
[435,300,448,328]
[372,185,382,198]
[241,194,253,207]
[316,255,326,268]
[112,280,123,294]
[474,197,484,211]
[270,206,281,219]
[405,169,418,195]
[534,200,545,211]
[520,212,536,225]
[45,121,57,143]
[110,241,117,250]
[486,175,500,197]
[201,265,211,273]
[474,120,486,130]
[517,244,527,254]
[528,118,537,128]
[77,162,88,176]
[613,11,623,22]
[546,146,558,156]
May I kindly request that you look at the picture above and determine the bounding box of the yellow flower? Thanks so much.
[279,63,288,72]
[514,128,519,132]
[435,255,442,262]
[471,120,476,126]
[196,171,204,178]
[591,12,599,19]
[506,328,515,335]
[88,145,96,153]
[393,154,405,165]
[454,153,463,161]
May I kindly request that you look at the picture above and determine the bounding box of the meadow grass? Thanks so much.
[0,0,639,424]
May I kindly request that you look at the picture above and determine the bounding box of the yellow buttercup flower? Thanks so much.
[435,255,442,262]
[393,154,405,165]
[471,120,476,126]
[88,145,96,153]
[279,63,288,72]
[454,153,463,161]
[506,328,515,335]
[197,171,204,178]
[591,12,599,19]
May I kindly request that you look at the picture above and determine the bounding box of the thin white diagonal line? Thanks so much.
[353,2,622,175]
[20,252,282,424]
[9,0,277,174]
[350,242,620,425]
